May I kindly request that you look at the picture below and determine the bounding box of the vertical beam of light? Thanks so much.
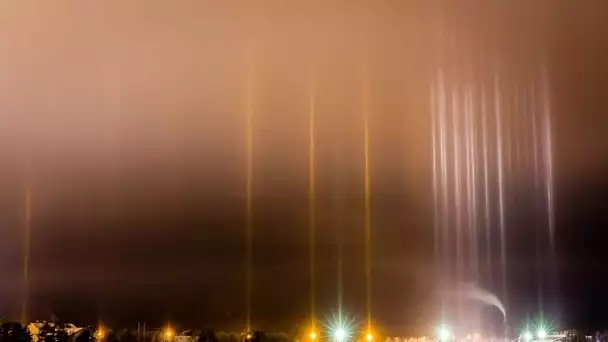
[362,72,373,332]
[438,72,450,289]
[244,59,255,332]
[360,0,374,330]
[529,79,545,317]
[308,77,317,331]
[502,83,513,197]
[359,0,381,330]
[466,88,479,278]
[335,146,344,325]
[494,74,507,307]
[336,175,344,325]
[480,85,492,274]
[513,86,522,172]
[530,83,540,192]
[21,181,32,324]
[433,68,449,319]
[451,88,463,287]
[332,114,345,324]
[434,69,450,321]
[464,87,473,276]
[470,87,481,333]
[435,22,450,320]
[521,86,531,172]
[540,68,558,316]
[540,70,555,251]
[431,80,440,271]
[432,74,445,318]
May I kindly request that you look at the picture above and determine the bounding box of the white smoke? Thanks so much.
[447,282,507,321]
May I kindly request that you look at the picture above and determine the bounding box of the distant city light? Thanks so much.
[95,328,105,340]
[334,328,347,341]
[324,312,356,342]
[435,325,451,341]
[537,329,547,340]
[309,332,317,340]
[164,327,174,339]
[365,332,374,341]
[522,331,533,341]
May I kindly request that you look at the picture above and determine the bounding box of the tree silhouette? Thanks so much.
[70,329,93,342]
[0,322,32,342]
[198,331,218,342]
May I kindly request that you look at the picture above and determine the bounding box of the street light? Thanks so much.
[164,327,175,339]
[522,331,533,341]
[309,332,317,341]
[365,332,374,342]
[436,325,451,342]
[334,328,347,341]
[95,327,105,340]
[537,329,547,340]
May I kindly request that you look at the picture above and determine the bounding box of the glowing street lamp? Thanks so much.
[95,327,105,340]
[537,329,547,340]
[522,331,533,342]
[334,328,347,341]
[365,332,374,342]
[164,327,175,339]
[309,332,318,341]
[435,325,451,342]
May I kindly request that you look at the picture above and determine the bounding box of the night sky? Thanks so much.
[0,0,606,333]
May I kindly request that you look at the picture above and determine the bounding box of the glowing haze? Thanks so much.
[0,0,606,332]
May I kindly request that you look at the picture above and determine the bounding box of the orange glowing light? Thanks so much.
[164,327,174,339]
[95,328,105,340]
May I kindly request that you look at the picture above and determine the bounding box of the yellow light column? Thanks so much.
[21,182,32,324]
[245,55,255,333]
[308,77,317,337]
[362,68,373,333]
